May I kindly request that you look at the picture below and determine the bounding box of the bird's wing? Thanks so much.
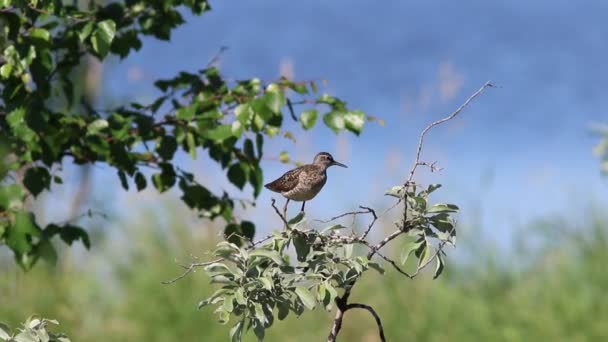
[264,166,303,193]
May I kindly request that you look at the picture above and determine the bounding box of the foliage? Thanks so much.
[193,183,458,341]
[0,316,70,342]
[0,1,373,269]
[2,205,608,341]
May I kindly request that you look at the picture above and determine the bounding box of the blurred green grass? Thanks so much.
[1,205,607,342]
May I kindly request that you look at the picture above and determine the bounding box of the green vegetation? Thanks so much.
[0,0,372,270]
[2,203,606,341]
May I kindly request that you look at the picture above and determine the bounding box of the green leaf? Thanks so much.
[90,20,116,58]
[293,233,310,262]
[249,249,284,265]
[227,163,247,189]
[117,170,129,190]
[299,109,318,130]
[229,320,244,342]
[176,105,197,120]
[201,124,233,142]
[0,324,10,340]
[279,151,290,163]
[186,132,197,159]
[87,119,108,135]
[433,253,444,279]
[323,111,345,134]
[156,136,178,160]
[79,21,95,42]
[134,172,146,191]
[295,287,316,310]
[0,64,12,78]
[344,110,365,135]
[427,203,459,214]
[401,238,424,265]
[288,212,305,225]
[418,244,433,268]
[0,184,24,210]
[385,185,405,198]
[322,224,346,233]
[264,84,285,114]
[152,163,176,193]
[23,167,51,197]
[368,262,385,275]
[277,300,290,320]
[30,28,50,42]
[235,104,253,125]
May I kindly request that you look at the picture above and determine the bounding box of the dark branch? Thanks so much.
[345,303,386,342]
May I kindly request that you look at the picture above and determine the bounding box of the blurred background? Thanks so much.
[2,0,608,340]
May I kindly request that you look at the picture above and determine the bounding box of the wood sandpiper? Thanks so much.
[264,152,347,216]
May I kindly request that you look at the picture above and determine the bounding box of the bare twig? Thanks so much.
[366,229,403,259]
[271,198,290,229]
[359,206,378,239]
[345,304,386,342]
[315,206,374,224]
[163,233,274,285]
[162,259,222,284]
[406,81,494,183]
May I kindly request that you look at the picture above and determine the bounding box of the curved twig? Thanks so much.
[345,303,386,342]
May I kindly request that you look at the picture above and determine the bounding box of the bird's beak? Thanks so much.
[331,161,348,168]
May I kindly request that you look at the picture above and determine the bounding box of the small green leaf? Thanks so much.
[201,124,233,142]
[299,109,318,130]
[433,253,444,279]
[227,163,247,190]
[322,224,346,233]
[134,172,146,191]
[427,203,459,214]
[295,287,316,310]
[249,249,284,265]
[87,119,108,135]
[418,244,433,268]
[229,320,244,342]
[0,64,12,78]
[156,136,178,160]
[90,19,116,58]
[186,132,197,159]
[401,238,424,265]
[368,262,385,275]
[385,185,405,198]
[23,167,51,197]
[264,84,285,114]
[344,110,365,135]
[288,212,305,225]
[279,151,290,163]
[30,28,50,42]
[323,111,345,134]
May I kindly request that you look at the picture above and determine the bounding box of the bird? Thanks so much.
[264,152,347,217]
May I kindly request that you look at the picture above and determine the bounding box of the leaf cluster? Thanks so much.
[0,316,70,342]
[0,1,373,268]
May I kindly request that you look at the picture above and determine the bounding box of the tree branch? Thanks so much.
[346,303,386,342]
[406,81,494,183]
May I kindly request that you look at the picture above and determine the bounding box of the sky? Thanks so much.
[38,0,608,254]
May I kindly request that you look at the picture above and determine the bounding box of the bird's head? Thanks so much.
[313,152,347,170]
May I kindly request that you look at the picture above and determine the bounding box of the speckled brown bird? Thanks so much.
[265,152,347,216]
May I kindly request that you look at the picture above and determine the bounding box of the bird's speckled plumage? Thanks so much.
[265,152,347,213]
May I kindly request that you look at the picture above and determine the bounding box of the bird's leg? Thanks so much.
[283,198,290,219]
[301,201,306,213]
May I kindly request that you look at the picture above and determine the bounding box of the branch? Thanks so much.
[406,81,494,183]
[345,304,386,342]
[162,233,274,284]
[271,198,290,228]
